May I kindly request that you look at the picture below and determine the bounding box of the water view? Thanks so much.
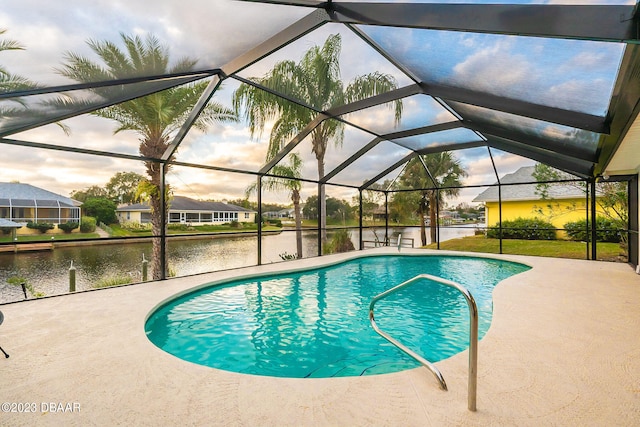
[0,225,479,304]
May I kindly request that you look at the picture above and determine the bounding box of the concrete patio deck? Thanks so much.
[0,248,638,426]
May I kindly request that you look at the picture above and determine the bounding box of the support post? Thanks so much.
[359,189,363,250]
[257,176,263,265]
[160,162,167,280]
[142,254,148,282]
[498,183,503,254]
[591,179,597,261]
[585,181,590,260]
[384,191,389,246]
[317,183,322,256]
[69,261,76,292]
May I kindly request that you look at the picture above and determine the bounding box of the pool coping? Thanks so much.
[0,248,638,426]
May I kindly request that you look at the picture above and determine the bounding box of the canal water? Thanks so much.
[0,225,478,304]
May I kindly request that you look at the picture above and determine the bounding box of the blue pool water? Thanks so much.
[145,254,530,378]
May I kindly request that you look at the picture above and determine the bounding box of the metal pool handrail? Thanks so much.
[368,274,479,412]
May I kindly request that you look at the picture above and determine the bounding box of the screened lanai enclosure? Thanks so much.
[1,1,640,300]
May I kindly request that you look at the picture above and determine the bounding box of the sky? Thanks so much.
[0,0,628,207]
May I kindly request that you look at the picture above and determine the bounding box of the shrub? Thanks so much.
[121,221,152,232]
[7,276,45,298]
[564,217,621,243]
[168,223,195,232]
[323,229,356,254]
[82,197,118,225]
[279,251,297,260]
[93,274,132,289]
[268,219,283,227]
[487,217,556,240]
[26,221,55,233]
[58,221,79,233]
[0,227,12,235]
[80,216,97,233]
[229,220,241,228]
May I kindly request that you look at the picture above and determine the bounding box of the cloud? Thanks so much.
[452,39,531,94]
[545,78,613,115]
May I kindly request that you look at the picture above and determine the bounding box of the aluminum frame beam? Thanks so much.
[0,75,208,138]
[328,3,639,43]
[257,84,422,175]
[0,137,156,163]
[416,141,486,156]
[162,75,223,161]
[461,121,598,163]
[222,9,329,77]
[322,121,461,183]
[486,136,594,178]
[360,152,417,190]
[422,83,609,134]
[598,44,640,175]
[162,9,330,162]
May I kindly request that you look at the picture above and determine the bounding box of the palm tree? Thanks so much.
[0,28,33,93]
[247,153,304,259]
[58,33,236,279]
[233,34,402,246]
[1,28,39,118]
[395,152,467,246]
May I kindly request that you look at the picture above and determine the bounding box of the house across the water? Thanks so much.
[0,182,81,235]
[472,166,610,235]
[116,196,256,226]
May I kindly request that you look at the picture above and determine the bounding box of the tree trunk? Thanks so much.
[141,135,170,281]
[293,189,303,259]
[429,191,437,244]
[317,157,327,245]
[419,194,427,246]
[149,189,166,280]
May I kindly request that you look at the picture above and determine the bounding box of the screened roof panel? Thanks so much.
[235,23,412,112]
[449,146,496,187]
[316,122,378,180]
[173,79,269,172]
[1,1,310,87]
[392,127,483,152]
[341,94,456,136]
[9,114,142,158]
[0,75,209,138]
[167,164,258,203]
[448,101,601,161]
[327,140,412,187]
[359,25,625,116]
[10,199,35,207]
[489,147,536,182]
[369,163,407,190]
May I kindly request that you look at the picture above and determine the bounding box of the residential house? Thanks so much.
[0,182,81,235]
[473,166,608,234]
[264,208,294,219]
[116,195,256,225]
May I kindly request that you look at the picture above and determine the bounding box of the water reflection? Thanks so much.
[0,225,477,303]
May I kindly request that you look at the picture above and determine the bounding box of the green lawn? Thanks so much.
[425,235,625,262]
[109,223,282,237]
[1,223,281,242]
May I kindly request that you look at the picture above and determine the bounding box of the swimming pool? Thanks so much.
[145,254,530,378]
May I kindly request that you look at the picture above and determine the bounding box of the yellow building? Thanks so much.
[473,166,608,237]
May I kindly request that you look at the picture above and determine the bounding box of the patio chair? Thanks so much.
[0,310,8,358]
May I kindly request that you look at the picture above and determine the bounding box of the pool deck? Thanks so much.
[0,248,639,426]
